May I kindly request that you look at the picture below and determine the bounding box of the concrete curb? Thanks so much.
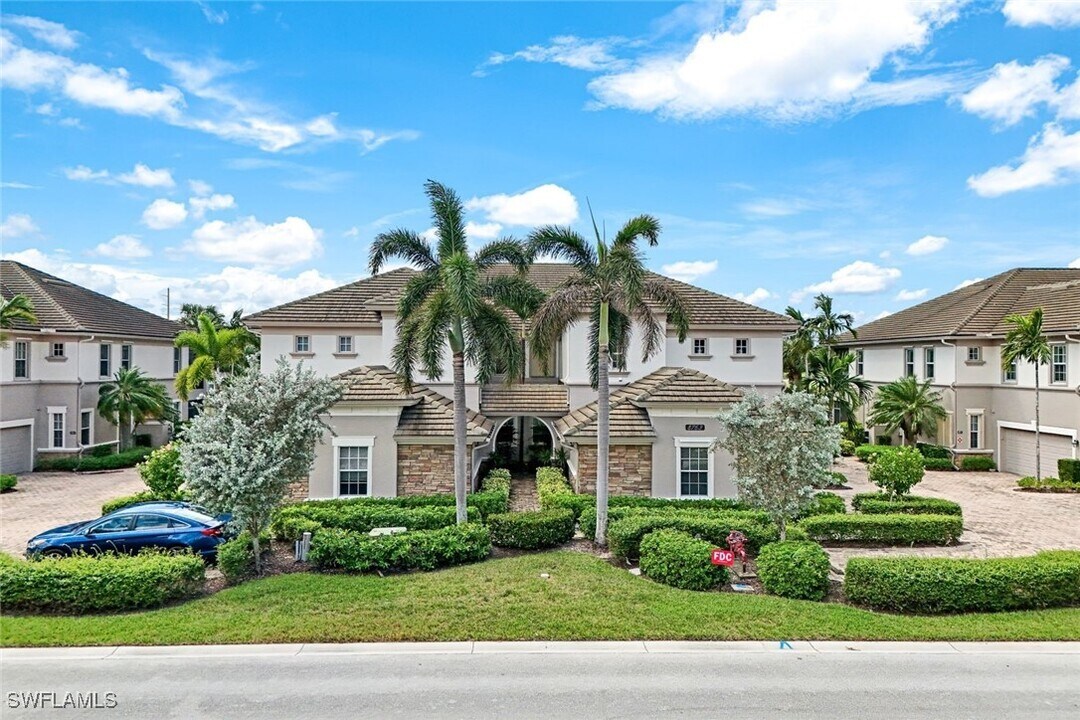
[3,640,1079,660]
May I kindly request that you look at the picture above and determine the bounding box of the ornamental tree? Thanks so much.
[716,390,840,540]
[180,359,340,574]
[868,445,925,499]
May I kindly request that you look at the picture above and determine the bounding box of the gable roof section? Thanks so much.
[555,367,743,439]
[1,260,179,339]
[244,263,795,330]
[481,383,570,417]
[845,268,1080,344]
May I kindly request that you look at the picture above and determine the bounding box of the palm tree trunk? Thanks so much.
[1034,364,1041,482]
[452,351,468,524]
[251,524,262,576]
[595,302,610,546]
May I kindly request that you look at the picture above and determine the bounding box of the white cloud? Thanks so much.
[465,184,579,226]
[1069,257,1080,268]
[185,216,322,266]
[116,163,175,188]
[62,64,184,119]
[0,213,39,238]
[93,234,150,259]
[873,310,894,320]
[1003,0,1080,28]
[967,123,1080,196]
[906,234,949,255]
[793,260,902,301]
[959,55,1070,127]
[661,260,718,283]
[63,165,109,181]
[188,193,236,219]
[478,36,628,76]
[0,181,40,190]
[196,1,229,25]
[954,277,984,289]
[740,197,817,217]
[342,227,361,238]
[142,199,188,230]
[2,15,81,50]
[189,179,214,196]
[586,0,966,121]
[895,288,928,301]
[731,287,773,305]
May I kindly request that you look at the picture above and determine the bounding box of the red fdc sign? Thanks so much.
[711,548,734,567]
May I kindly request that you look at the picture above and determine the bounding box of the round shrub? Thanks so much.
[216,531,272,584]
[487,509,575,549]
[607,511,781,560]
[868,445,925,498]
[139,443,184,497]
[756,541,831,600]
[959,455,996,472]
[798,492,846,519]
[838,439,856,456]
[0,474,17,493]
[638,530,727,591]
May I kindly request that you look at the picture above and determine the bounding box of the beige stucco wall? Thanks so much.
[309,413,401,498]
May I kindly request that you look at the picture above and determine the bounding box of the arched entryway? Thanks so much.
[482,415,562,511]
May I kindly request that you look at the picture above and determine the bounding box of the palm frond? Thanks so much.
[441,251,482,320]
[415,290,453,381]
[529,283,593,363]
[424,180,468,259]
[465,302,523,385]
[527,226,597,274]
[483,274,545,323]
[369,228,437,274]
[473,238,531,271]
[643,277,691,342]
[611,214,661,250]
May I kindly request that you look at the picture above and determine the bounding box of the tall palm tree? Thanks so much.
[178,303,226,330]
[370,180,534,523]
[0,294,37,346]
[803,348,873,422]
[174,313,258,399]
[869,376,947,447]
[808,293,857,346]
[98,368,175,450]
[782,307,814,387]
[781,295,856,388]
[528,211,690,545]
[1001,308,1052,480]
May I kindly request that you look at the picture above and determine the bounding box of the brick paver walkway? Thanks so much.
[0,469,144,556]
[826,456,1080,569]
[509,472,539,512]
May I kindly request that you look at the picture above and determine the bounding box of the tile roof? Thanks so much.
[554,366,743,439]
[480,383,570,416]
[244,263,795,329]
[0,260,179,339]
[332,365,492,439]
[844,268,1080,344]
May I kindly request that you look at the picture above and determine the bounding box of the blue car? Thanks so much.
[26,502,229,560]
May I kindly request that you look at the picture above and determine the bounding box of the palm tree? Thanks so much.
[869,376,947,447]
[98,368,175,450]
[782,307,814,387]
[808,293,857,346]
[528,210,690,545]
[178,303,225,330]
[803,348,873,422]
[0,294,37,346]
[370,180,534,523]
[782,295,856,388]
[1001,308,1052,480]
[174,313,257,399]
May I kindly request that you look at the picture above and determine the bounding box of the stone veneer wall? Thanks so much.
[397,444,471,495]
[285,477,309,502]
[573,444,652,496]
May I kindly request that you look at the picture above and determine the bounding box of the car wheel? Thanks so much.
[41,548,66,559]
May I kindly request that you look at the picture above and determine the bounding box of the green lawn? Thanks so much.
[3,552,1078,647]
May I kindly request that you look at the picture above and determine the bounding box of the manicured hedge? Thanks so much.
[798,513,963,545]
[959,455,996,472]
[756,541,831,601]
[916,443,950,459]
[271,503,480,541]
[606,511,796,560]
[922,458,956,471]
[639,530,727,591]
[1017,476,1080,493]
[308,523,491,573]
[0,552,204,613]
[487,509,575,549]
[0,474,16,493]
[839,439,856,457]
[579,505,771,541]
[797,492,846,519]
[851,493,962,517]
[854,445,896,463]
[1058,458,1080,484]
[216,532,272,584]
[536,467,592,519]
[36,446,153,472]
[845,551,1080,614]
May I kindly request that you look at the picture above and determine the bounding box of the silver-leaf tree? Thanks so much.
[180,358,340,574]
[716,390,840,540]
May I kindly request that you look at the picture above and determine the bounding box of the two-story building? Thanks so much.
[1,260,190,474]
[245,264,797,500]
[842,268,1080,475]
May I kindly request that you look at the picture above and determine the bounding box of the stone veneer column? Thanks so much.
[397,444,471,495]
[574,444,652,496]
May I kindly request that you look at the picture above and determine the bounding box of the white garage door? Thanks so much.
[0,425,33,475]
[1001,428,1074,477]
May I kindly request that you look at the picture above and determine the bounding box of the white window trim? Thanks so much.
[923,346,935,380]
[1002,358,1018,384]
[120,344,133,370]
[674,436,716,499]
[732,338,753,359]
[79,409,94,447]
[1050,344,1067,385]
[337,335,354,353]
[294,335,311,353]
[855,349,864,376]
[48,406,66,449]
[966,409,984,450]
[903,347,915,377]
[689,337,710,357]
[333,435,375,498]
[99,343,111,377]
[13,339,30,379]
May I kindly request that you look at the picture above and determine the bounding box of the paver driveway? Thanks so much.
[0,469,144,557]
[827,456,1080,569]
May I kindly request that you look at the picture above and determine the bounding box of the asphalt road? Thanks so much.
[3,643,1078,719]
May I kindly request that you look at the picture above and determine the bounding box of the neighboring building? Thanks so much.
[0,261,187,474]
[246,264,796,499]
[841,268,1080,475]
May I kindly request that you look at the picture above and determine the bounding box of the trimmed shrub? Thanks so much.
[868,445,925,498]
[216,532,271,584]
[639,530,727,591]
[798,513,962,545]
[922,457,956,471]
[536,467,592,519]
[610,496,748,512]
[797,492,846,519]
[1017,476,1080,493]
[270,503,479,540]
[0,552,204,613]
[839,440,856,457]
[959,455,996,472]
[580,505,771,541]
[36,446,152,472]
[916,443,950,459]
[854,445,896,463]
[814,471,848,489]
[88,444,115,458]
[845,551,1080,614]
[1058,459,1080,484]
[482,468,511,496]
[606,511,794,560]
[851,493,962,517]
[272,515,324,542]
[487,509,575,549]
[0,474,16,493]
[139,443,184,497]
[756,541,831,601]
[308,523,491,573]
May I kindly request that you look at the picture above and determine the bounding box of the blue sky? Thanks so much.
[2,1,1078,325]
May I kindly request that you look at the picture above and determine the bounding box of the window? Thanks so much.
[1003,358,1017,383]
[678,444,711,498]
[50,411,65,449]
[903,348,915,377]
[967,346,982,363]
[80,410,92,446]
[133,514,187,530]
[99,344,111,377]
[294,335,311,353]
[187,400,201,419]
[13,340,29,379]
[173,347,182,374]
[733,338,750,356]
[855,349,864,376]
[187,347,195,365]
[50,342,65,358]
[1051,344,1067,384]
[691,338,708,356]
[89,516,132,534]
[337,336,354,353]
[969,413,981,449]
[923,347,935,380]
[120,344,133,370]
[337,446,370,496]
